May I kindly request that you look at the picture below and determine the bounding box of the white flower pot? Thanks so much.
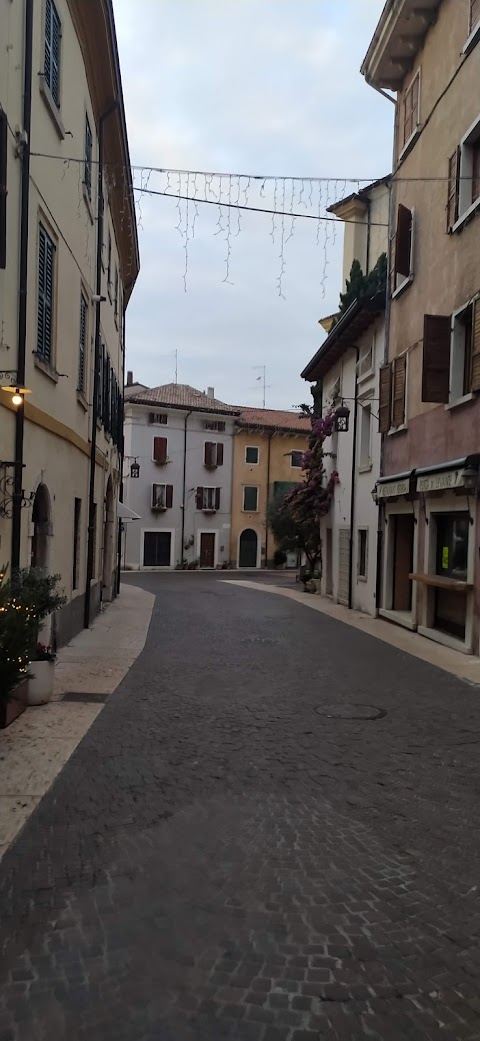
[27,660,55,705]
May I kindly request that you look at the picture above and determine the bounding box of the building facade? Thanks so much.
[363,0,480,654]
[0,0,139,644]
[230,408,310,569]
[123,383,238,570]
[301,179,389,614]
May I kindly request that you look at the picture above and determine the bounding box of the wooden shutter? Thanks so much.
[78,293,87,390]
[215,488,221,511]
[422,314,451,403]
[165,485,173,509]
[0,110,6,270]
[446,149,460,231]
[378,364,392,433]
[153,436,167,464]
[44,0,52,93]
[471,301,480,392]
[392,355,406,428]
[51,3,61,106]
[471,0,480,31]
[218,421,225,432]
[216,443,224,466]
[196,486,204,509]
[472,141,480,205]
[37,226,54,361]
[204,441,213,466]
[395,205,412,278]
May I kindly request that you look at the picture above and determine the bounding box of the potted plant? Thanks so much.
[27,643,56,705]
[0,567,31,728]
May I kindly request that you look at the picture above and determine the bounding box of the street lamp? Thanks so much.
[334,403,350,433]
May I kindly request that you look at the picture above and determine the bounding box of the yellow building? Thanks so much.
[230,407,310,569]
[0,0,139,643]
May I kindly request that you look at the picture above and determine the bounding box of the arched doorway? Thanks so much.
[239,528,258,568]
[102,477,115,601]
[31,483,52,570]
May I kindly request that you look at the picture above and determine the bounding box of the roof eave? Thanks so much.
[301,293,386,382]
[361,0,441,91]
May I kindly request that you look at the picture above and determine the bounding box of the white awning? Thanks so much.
[118,502,141,521]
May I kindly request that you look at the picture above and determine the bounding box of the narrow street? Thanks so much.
[3,574,480,1040]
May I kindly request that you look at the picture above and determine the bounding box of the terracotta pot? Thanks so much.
[0,678,29,729]
[27,660,55,705]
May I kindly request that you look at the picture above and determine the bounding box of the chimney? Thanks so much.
[127,371,133,386]
[207,386,215,398]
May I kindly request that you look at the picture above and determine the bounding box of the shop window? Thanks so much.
[435,513,469,582]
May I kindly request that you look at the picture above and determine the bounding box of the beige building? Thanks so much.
[231,408,310,568]
[363,0,480,653]
[0,0,139,643]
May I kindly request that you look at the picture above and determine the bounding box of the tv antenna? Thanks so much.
[251,365,271,408]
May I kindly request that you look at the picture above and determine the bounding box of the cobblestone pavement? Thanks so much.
[3,575,480,1040]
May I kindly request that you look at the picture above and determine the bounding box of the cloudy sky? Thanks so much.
[113,0,393,410]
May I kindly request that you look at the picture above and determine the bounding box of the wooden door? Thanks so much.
[337,528,350,606]
[200,532,215,569]
[393,515,414,611]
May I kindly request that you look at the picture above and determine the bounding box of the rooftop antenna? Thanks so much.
[251,365,272,408]
[174,349,178,385]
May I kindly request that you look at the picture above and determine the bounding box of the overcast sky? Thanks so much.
[113,0,393,410]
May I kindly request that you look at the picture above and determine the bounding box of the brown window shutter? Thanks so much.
[153,436,167,463]
[215,488,221,511]
[165,485,173,509]
[395,204,412,278]
[472,141,480,205]
[218,421,225,432]
[471,0,480,31]
[196,486,204,509]
[204,441,213,466]
[216,443,224,466]
[446,149,460,231]
[422,315,451,403]
[379,364,392,433]
[0,111,6,270]
[392,355,406,427]
[471,301,480,392]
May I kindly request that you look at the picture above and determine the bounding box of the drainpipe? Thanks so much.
[348,347,360,610]
[11,0,33,570]
[84,101,118,629]
[181,410,192,564]
[264,430,274,567]
[115,295,127,595]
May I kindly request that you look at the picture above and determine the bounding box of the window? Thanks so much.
[358,341,373,379]
[392,204,414,293]
[245,446,259,464]
[357,529,368,579]
[107,229,112,297]
[114,264,119,322]
[291,451,303,468]
[451,304,473,401]
[44,0,61,107]
[152,484,173,511]
[435,513,469,582]
[471,0,480,32]
[78,292,88,392]
[152,436,167,464]
[149,412,168,425]
[450,117,480,228]
[378,356,406,431]
[0,110,6,270]
[204,442,224,468]
[143,531,172,567]
[243,486,258,512]
[84,115,92,199]
[92,503,97,577]
[73,498,81,590]
[359,403,372,468]
[204,420,225,431]
[403,72,419,148]
[37,225,55,363]
[196,486,221,511]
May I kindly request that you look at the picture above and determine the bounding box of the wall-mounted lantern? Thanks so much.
[334,403,350,433]
[130,461,140,479]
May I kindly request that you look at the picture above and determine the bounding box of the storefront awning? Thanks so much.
[375,470,414,499]
[118,502,141,521]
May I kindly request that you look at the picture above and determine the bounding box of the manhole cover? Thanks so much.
[62,692,107,703]
[314,703,387,721]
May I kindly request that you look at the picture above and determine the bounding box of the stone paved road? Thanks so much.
[3,574,480,1040]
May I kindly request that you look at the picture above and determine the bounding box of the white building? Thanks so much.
[301,178,389,615]
[123,381,239,570]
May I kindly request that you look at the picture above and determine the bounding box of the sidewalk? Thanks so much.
[223,579,480,685]
[0,583,154,860]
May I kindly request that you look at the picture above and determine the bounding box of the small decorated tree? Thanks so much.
[0,567,33,702]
